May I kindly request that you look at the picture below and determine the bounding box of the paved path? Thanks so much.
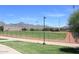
[0,36,79,47]
[0,44,21,54]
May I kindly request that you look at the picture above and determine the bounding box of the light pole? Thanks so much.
[58,17,60,31]
[43,16,46,45]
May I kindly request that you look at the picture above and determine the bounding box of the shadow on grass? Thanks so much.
[60,47,79,54]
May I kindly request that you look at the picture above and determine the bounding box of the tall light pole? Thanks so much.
[43,16,46,45]
[58,17,60,31]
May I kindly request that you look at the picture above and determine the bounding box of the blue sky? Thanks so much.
[0,5,79,27]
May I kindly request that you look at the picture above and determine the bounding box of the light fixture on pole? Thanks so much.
[43,16,46,45]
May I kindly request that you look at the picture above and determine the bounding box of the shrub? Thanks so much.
[0,26,4,32]
[30,28,35,31]
[22,28,27,31]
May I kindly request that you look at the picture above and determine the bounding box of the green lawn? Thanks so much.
[0,39,7,40]
[0,41,69,54]
[0,31,66,40]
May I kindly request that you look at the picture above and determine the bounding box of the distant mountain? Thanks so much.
[0,22,43,29]
[0,21,51,29]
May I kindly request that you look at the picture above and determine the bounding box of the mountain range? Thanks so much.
[0,21,50,29]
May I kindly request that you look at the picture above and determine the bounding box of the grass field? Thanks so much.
[0,40,69,54]
[0,31,66,40]
[0,39,7,40]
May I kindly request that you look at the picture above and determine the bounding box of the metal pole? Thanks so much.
[58,18,60,31]
[43,16,46,45]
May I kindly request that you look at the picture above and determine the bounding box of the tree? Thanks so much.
[68,10,79,42]
[42,28,49,31]
[49,28,54,31]
[0,26,4,32]
[30,28,35,31]
[22,28,27,31]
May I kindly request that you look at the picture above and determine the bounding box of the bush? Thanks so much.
[42,28,50,31]
[22,28,27,31]
[0,26,4,32]
[30,28,35,31]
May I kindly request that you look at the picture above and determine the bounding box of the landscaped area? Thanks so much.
[0,40,70,54]
[0,31,66,40]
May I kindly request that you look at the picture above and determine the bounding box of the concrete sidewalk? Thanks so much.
[0,44,21,54]
[0,36,79,47]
